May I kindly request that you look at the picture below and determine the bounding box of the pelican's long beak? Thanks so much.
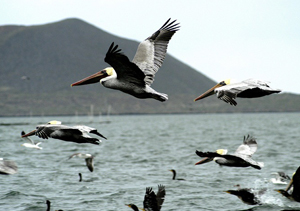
[71,69,108,87]
[194,82,225,101]
[21,130,36,137]
[195,157,214,165]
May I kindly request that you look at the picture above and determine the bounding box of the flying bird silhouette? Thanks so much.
[71,18,180,102]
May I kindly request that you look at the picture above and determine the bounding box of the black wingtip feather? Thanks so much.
[160,18,180,32]
[106,42,122,55]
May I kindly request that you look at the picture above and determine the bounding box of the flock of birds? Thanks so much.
[0,18,297,210]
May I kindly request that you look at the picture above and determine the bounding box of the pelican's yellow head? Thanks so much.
[105,67,114,76]
[222,79,231,85]
[213,149,228,162]
[47,120,62,125]
[216,149,228,155]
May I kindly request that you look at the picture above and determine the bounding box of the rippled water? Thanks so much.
[0,113,300,211]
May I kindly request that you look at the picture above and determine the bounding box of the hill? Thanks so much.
[0,18,299,116]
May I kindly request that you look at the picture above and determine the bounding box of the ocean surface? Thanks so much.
[0,113,300,211]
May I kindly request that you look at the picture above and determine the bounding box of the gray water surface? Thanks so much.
[0,113,300,211]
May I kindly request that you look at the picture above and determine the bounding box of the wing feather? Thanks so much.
[235,135,258,157]
[156,185,165,210]
[104,42,145,87]
[85,157,94,172]
[143,187,158,211]
[133,19,180,86]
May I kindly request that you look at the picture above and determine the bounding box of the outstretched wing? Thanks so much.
[104,42,145,87]
[132,18,180,86]
[68,153,81,160]
[143,187,159,211]
[215,89,238,106]
[35,125,82,140]
[73,125,107,140]
[35,126,52,139]
[156,185,166,211]
[85,157,94,172]
[235,135,258,157]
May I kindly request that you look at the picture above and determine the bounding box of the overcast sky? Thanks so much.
[1,0,300,94]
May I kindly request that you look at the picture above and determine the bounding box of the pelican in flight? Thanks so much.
[68,153,94,172]
[71,18,180,102]
[194,78,281,106]
[126,184,165,211]
[0,158,17,175]
[21,131,42,150]
[21,120,107,145]
[195,135,264,170]
[276,166,300,202]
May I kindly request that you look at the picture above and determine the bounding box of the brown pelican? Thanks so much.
[126,184,165,211]
[276,166,300,202]
[195,135,264,170]
[225,186,266,205]
[71,18,180,102]
[21,120,107,145]
[21,131,42,150]
[194,78,281,106]
[169,169,185,180]
[270,171,291,184]
[0,158,18,175]
[68,153,94,172]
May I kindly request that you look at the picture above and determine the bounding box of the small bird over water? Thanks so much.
[68,153,95,172]
[270,171,291,184]
[194,78,281,106]
[126,184,166,211]
[71,18,180,102]
[195,135,264,170]
[21,120,107,145]
[21,131,42,150]
[276,166,300,202]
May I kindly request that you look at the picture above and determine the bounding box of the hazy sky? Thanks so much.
[1,0,300,94]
